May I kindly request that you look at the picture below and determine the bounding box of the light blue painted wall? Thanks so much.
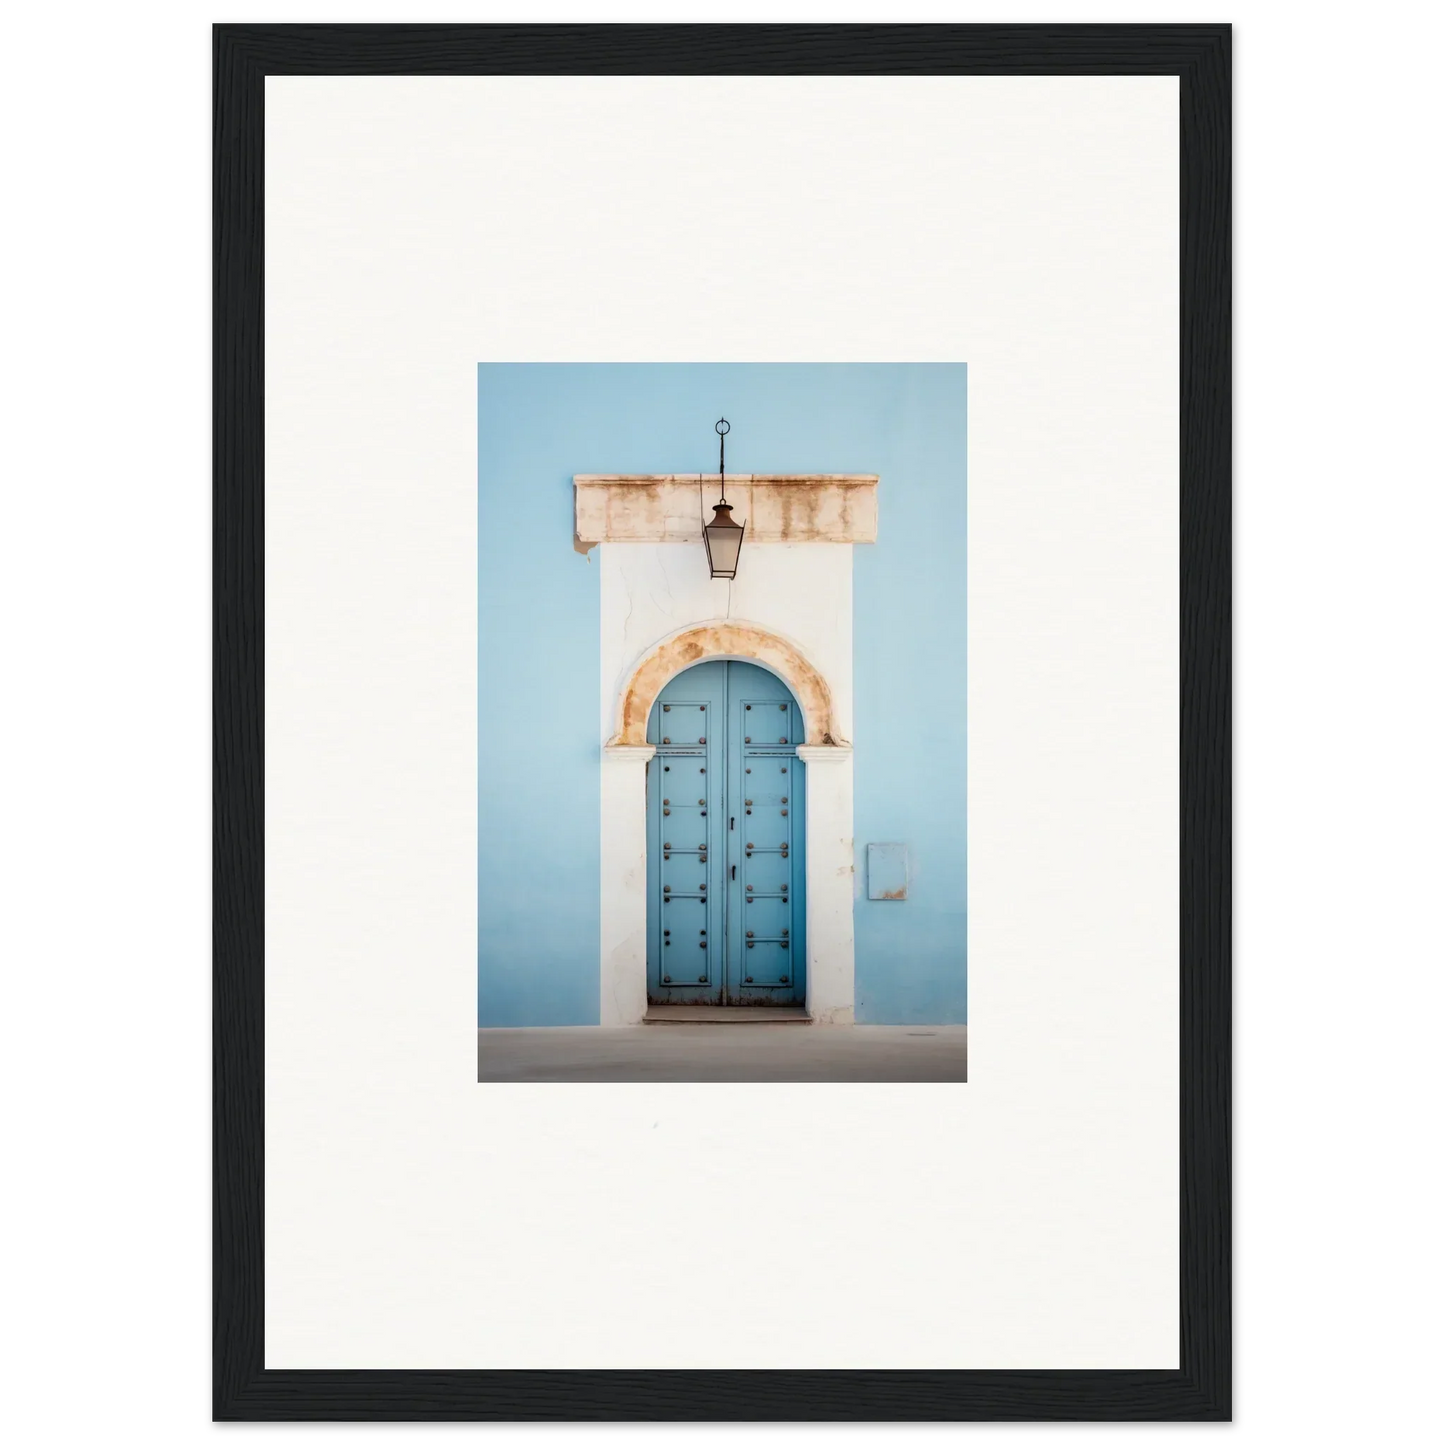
[478,364,967,1026]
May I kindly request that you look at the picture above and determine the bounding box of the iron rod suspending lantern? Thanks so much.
[702,417,745,579]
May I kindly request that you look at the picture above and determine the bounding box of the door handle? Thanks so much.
[731,865,736,880]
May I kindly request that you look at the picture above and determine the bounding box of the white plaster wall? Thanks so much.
[796,744,857,1024]
[598,541,856,1022]
[598,745,654,1027]
[599,542,854,742]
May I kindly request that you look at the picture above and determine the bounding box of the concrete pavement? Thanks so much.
[477,1024,967,1082]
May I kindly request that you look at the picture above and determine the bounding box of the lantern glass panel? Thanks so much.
[703,504,744,579]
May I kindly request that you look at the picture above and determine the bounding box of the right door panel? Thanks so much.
[725,665,806,1005]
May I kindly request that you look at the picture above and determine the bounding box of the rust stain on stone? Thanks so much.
[766,482,826,542]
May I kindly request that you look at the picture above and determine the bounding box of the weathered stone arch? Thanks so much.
[611,622,840,747]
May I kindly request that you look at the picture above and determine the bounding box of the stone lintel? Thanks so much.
[574,474,878,549]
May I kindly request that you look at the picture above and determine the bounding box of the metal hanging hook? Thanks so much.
[715,417,730,503]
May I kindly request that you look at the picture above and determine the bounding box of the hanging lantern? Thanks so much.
[702,417,745,579]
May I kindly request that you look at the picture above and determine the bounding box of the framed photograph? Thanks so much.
[215,22,1229,1420]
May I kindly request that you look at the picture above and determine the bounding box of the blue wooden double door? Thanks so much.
[646,660,806,1007]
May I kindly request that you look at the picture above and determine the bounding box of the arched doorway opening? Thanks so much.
[645,660,806,1008]
[600,621,854,1027]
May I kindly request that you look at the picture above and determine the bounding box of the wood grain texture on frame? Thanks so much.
[214,22,1229,1421]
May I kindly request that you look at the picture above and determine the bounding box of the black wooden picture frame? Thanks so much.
[214,23,1229,1421]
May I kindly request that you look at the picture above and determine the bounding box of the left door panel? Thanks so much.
[646,662,727,1004]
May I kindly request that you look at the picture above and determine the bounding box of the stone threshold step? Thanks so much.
[644,1006,811,1025]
